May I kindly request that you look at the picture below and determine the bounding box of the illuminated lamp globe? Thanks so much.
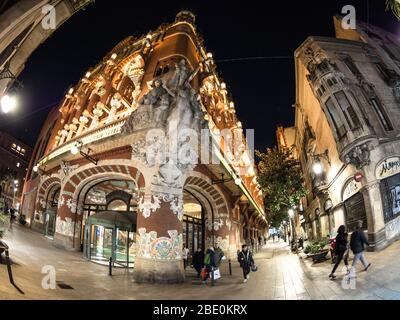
[14,188,18,192]
[14,180,18,185]
[1,95,17,114]
[234,178,242,186]
[33,165,39,173]
[70,145,79,155]
[312,161,323,175]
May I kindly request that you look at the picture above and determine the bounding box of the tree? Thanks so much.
[256,147,307,228]
[0,167,17,197]
[386,0,400,20]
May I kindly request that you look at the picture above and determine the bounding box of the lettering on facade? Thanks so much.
[376,156,400,180]
[343,179,362,201]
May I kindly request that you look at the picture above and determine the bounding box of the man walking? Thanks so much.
[349,220,371,277]
[192,248,204,278]
[237,244,254,283]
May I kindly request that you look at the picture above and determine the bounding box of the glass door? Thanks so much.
[44,209,56,237]
[115,229,135,267]
[91,225,114,262]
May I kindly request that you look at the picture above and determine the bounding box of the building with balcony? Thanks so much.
[20,11,266,283]
[291,16,400,250]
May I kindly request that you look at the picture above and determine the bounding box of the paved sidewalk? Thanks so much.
[1,225,400,300]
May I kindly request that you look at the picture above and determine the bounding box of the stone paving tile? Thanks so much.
[2,225,400,300]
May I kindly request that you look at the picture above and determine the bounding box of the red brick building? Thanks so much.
[21,11,267,283]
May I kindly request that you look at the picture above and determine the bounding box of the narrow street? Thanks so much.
[1,225,400,300]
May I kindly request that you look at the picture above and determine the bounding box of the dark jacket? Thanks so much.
[204,249,217,269]
[192,251,204,269]
[238,250,254,269]
[350,229,369,254]
[335,232,348,253]
[214,248,224,267]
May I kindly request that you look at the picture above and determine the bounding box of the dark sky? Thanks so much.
[1,0,397,151]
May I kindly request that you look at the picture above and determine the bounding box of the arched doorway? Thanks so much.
[44,184,60,238]
[81,179,138,267]
[182,190,205,262]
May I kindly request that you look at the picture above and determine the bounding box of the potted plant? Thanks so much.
[304,240,329,263]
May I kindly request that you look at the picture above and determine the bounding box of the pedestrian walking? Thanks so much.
[202,247,217,284]
[277,232,281,241]
[182,246,190,269]
[8,207,16,231]
[192,248,204,278]
[329,225,349,279]
[349,220,371,277]
[237,244,255,283]
[272,233,276,242]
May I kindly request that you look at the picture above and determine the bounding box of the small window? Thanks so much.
[343,56,361,77]
[327,79,334,87]
[334,91,361,129]
[370,98,393,131]
[332,77,338,84]
[325,98,342,136]
[321,85,326,93]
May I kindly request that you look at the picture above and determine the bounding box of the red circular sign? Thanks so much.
[354,172,363,182]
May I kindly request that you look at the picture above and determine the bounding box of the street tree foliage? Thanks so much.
[256,147,307,228]
[387,0,400,20]
[0,167,17,197]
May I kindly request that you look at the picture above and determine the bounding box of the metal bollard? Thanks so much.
[109,257,112,276]
[228,259,232,275]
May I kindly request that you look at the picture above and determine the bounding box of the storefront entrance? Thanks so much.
[380,172,400,223]
[344,192,367,232]
[183,190,205,260]
[44,185,60,238]
[81,180,137,267]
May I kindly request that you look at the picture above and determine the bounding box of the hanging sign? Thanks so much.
[376,156,400,180]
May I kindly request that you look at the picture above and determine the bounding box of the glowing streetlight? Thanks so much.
[312,161,323,175]
[33,165,39,172]
[1,94,17,114]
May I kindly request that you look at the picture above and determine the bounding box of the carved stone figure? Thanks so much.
[344,143,371,169]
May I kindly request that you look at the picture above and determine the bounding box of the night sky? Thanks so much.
[1,0,397,151]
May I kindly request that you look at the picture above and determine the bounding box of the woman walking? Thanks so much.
[329,225,349,279]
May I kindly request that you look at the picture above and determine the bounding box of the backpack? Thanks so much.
[204,253,211,265]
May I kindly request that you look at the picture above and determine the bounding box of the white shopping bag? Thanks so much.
[212,268,221,280]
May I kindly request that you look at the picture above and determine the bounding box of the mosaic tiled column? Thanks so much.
[133,193,184,284]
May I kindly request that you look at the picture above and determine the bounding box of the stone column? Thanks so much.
[133,193,184,284]
[361,181,386,250]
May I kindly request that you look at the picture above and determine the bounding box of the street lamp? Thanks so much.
[312,159,323,175]
[1,94,17,114]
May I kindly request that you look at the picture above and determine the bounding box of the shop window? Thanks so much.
[344,193,368,232]
[380,173,400,222]
[370,98,393,131]
[374,61,397,85]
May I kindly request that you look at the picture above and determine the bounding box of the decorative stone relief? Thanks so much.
[66,198,77,213]
[205,236,229,252]
[39,198,47,209]
[58,196,65,209]
[206,218,224,231]
[137,228,182,260]
[344,143,371,169]
[55,217,76,237]
[138,194,161,218]
[59,161,78,182]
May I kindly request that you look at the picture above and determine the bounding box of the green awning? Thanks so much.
[87,211,136,231]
